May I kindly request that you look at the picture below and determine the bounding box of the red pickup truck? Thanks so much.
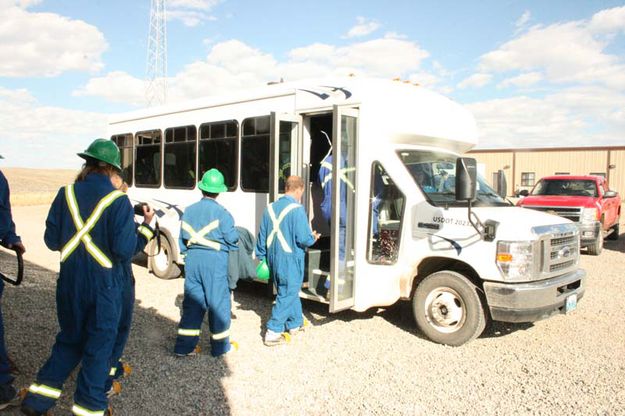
[517,175,621,255]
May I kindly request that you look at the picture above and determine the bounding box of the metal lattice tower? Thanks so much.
[146,0,167,106]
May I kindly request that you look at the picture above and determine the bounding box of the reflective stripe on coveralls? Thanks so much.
[72,404,105,416]
[211,329,230,340]
[137,225,154,241]
[319,160,356,191]
[177,328,201,336]
[28,383,62,400]
[60,185,124,268]
[266,203,300,253]
[182,220,220,250]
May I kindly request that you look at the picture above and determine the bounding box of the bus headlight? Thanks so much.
[496,241,536,281]
[580,207,598,223]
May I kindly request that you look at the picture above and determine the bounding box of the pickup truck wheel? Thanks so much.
[149,235,182,279]
[587,233,603,255]
[412,271,486,346]
[607,222,619,241]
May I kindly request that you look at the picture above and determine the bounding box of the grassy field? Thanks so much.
[2,167,77,206]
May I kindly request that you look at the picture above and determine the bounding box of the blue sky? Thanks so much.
[0,0,624,168]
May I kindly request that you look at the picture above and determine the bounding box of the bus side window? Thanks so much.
[135,130,162,188]
[199,120,238,191]
[241,116,270,193]
[367,162,405,264]
[164,125,197,189]
[111,133,133,187]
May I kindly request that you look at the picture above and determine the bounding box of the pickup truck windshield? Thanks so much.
[531,179,598,197]
[398,150,510,207]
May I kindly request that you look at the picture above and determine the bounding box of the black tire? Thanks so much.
[148,235,182,279]
[412,271,486,346]
[587,234,603,255]
[607,221,620,241]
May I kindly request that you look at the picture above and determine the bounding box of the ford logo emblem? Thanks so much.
[558,246,572,258]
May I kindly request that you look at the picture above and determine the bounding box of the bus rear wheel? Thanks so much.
[149,235,181,280]
[412,271,486,346]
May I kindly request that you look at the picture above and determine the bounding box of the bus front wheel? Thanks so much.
[149,236,182,280]
[412,271,486,346]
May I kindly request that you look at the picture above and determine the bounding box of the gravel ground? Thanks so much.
[1,206,624,415]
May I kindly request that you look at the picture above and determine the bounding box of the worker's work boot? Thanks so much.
[288,318,310,336]
[0,383,19,410]
[263,330,291,347]
[175,345,201,357]
[19,404,51,416]
[106,381,122,398]
[120,362,132,378]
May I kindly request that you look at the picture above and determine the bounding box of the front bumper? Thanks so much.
[578,221,601,246]
[484,269,586,323]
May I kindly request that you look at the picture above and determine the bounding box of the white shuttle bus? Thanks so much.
[107,77,585,345]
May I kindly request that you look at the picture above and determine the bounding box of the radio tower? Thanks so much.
[146,0,167,106]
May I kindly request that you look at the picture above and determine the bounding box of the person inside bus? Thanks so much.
[174,169,239,358]
[0,156,26,411]
[415,170,436,193]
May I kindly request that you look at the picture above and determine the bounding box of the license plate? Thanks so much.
[565,294,577,313]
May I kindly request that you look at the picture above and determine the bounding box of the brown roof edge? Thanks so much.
[468,145,625,154]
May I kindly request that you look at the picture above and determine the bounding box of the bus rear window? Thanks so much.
[111,133,133,187]
[135,130,162,188]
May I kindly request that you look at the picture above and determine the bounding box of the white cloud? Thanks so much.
[478,7,625,89]
[0,87,108,168]
[0,6,107,77]
[457,73,492,89]
[73,71,146,106]
[469,86,625,148]
[0,0,41,9]
[167,0,220,26]
[515,10,531,32]
[76,37,433,105]
[588,5,625,34]
[498,71,543,88]
[344,16,381,38]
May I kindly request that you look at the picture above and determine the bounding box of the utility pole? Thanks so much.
[146,0,167,106]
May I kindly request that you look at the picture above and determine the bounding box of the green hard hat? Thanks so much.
[78,138,121,171]
[256,259,270,281]
[198,168,227,193]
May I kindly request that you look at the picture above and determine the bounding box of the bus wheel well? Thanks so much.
[411,257,483,296]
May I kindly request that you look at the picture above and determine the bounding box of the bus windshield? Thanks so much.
[398,150,509,207]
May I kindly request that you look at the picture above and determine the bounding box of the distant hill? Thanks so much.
[1,168,78,206]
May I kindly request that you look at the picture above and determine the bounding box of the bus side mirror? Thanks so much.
[496,170,507,198]
[455,157,477,201]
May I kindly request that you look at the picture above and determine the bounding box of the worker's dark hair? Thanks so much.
[75,158,117,182]
[202,190,219,199]
[285,176,304,192]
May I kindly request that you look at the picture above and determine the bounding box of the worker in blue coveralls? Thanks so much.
[174,168,239,358]
[256,176,320,346]
[105,174,155,398]
[21,139,137,416]
[0,156,26,411]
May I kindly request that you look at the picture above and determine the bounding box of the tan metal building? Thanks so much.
[466,146,625,200]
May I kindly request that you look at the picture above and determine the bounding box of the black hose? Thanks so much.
[0,248,24,286]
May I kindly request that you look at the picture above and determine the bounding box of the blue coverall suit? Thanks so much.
[174,198,238,357]
[318,154,352,261]
[0,171,20,393]
[256,195,316,334]
[23,173,137,416]
[105,222,154,390]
